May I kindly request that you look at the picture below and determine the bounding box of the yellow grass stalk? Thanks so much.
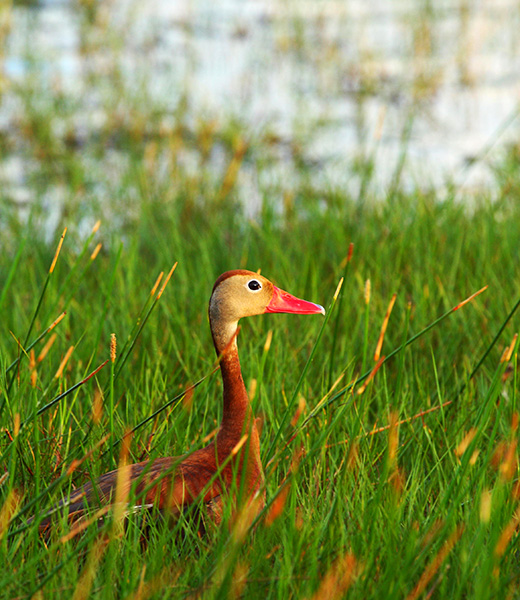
[480,489,492,524]
[90,242,102,261]
[156,262,177,299]
[455,429,477,458]
[308,551,358,600]
[49,228,67,273]
[357,356,385,395]
[406,525,464,600]
[37,332,57,363]
[264,483,290,527]
[495,504,520,558]
[71,537,108,600]
[60,506,111,543]
[500,333,518,363]
[0,489,21,542]
[374,292,397,361]
[150,272,164,297]
[54,346,74,378]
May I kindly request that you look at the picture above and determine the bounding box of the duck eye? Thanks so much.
[247,279,262,291]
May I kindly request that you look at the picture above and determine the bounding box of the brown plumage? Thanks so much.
[39,270,324,531]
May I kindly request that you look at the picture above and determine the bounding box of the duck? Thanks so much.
[40,269,324,531]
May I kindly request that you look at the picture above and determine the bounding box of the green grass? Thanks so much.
[2,4,520,595]
[1,186,520,598]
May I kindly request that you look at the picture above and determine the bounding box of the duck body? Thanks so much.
[41,270,324,530]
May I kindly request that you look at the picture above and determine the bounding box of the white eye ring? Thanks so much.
[246,279,262,292]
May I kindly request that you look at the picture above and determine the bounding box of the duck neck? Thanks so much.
[211,322,252,447]
[211,322,263,472]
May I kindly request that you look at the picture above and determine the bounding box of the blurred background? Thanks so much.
[1,0,519,239]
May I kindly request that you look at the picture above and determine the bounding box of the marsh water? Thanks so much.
[2,0,520,212]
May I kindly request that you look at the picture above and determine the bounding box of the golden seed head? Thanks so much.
[49,228,67,274]
[364,279,371,305]
[150,272,164,297]
[263,330,273,352]
[55,346,74,378]
[92,388,103,426]
[110,333,116,363]
[333,277,344,301]
[480,489,492,523]
[13,414,20,437]
[90,243,102,261]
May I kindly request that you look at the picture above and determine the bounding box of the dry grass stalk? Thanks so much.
[60,506,111,543]
[290,396,307,426]
[90,243,102,261]
[406,524,464,600]
[264,483,290,527]
[54,346,75,379]
[29,349,37,387]
[495,504,520,558]
[452,286,488,312]
[480,488,492,524]
[156,262,177,299]
[500,333,517,363]
[264,330,273,352]
[230,561,250,600]
[150,272,163,297]
[308,551,358,600]
[338,243,354,269]
[357,356,385,395]
[92,387,103,425]
[37,332,57,363]
[374,292,397,361]
[48,312,66,332]
[66,434,111,476]
[0,489,21,541]
[49,228,67,274]
[455,429,476,458]
[71,536,109,600]
[333,277,344,301]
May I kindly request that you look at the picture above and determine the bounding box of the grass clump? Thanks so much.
[1,185,520,598]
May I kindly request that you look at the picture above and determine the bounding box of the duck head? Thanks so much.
[209,270,324,353]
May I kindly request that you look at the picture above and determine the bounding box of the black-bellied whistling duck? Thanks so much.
[40,270,324,530]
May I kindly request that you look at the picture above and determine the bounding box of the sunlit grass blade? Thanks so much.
[3,229,67,404]
[112,263,177,384]
[99,369,215,460]
[446,293,520,413]
[4,312,66,377]
[0,360,110,465]
[328,244,353,387]
[265,277,344,462]
[301,285,489,426]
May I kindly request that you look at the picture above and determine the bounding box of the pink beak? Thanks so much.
[265,285,325,315]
